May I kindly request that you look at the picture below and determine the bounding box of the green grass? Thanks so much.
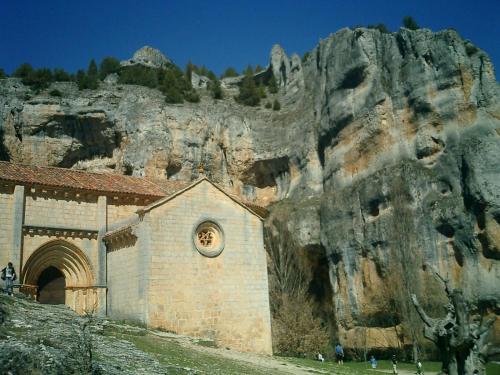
[107,331,282,375]
[486,362,500,375]
[282,357,500,375]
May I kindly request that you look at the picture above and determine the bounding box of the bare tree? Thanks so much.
[73,300,102,374]
[412,273,497,375]
[265,218,329,357]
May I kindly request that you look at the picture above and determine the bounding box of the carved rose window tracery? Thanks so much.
[197,229,215,247]
[193,221,224,257]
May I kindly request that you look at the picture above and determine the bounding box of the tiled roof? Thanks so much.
[0,161,180,198]
[0,161,268,215]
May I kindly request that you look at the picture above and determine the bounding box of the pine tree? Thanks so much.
[86,59,99,89]
[236,71,260,106]
[53,68,72,82]
[243,65,254,76]
[118,65,158,88]
[23,68,53,91]
[402,16,419,30]
[99,57,120,80]
[198,65,208,77]
[258,82,267,98]
[87,59,98,77]
[207,71,217,81]
[273,99,281,111]
[268,74,278,94]
[0,69,6,79]
[221,67,238,78]
[209,79,223,100]
[161,70,184,104]
[76,69,87,90]
[13,63,34,79]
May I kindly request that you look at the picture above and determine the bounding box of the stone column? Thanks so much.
[96,195,107,316]
[10,185,25,275]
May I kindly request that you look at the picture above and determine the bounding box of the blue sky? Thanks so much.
[2,0,499,77]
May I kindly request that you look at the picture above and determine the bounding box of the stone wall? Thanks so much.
[107,202,141,226]
[106,230,148,322]
[0,185,14,267]
[24,190,98,229]
[144,181,272,354]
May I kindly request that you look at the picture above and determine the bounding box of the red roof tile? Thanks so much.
[0,161,184,198]
[0,162,268,215]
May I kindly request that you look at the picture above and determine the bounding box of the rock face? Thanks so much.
[1,27,499,351]
[121,46,171,68]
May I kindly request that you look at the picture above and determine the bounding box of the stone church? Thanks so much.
[0,161,272,354]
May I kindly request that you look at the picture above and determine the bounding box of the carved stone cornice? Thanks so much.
[103,224,138,252]
[23,224,98,239]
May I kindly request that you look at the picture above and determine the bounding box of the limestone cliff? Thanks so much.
[1,27,499,351]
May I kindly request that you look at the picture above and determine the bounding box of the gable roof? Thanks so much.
[0,161,188,198]
[0,162,268,218]
[137,177,266,220]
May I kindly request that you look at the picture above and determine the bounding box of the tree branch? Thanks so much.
[411,294,434,328]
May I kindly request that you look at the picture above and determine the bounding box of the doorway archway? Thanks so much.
[23,240,95,312]
[37,266,66,304]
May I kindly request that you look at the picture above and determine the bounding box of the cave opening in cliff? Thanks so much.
[37,266,66,305]
[303,245,334,326]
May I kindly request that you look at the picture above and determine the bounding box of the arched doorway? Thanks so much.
[22,240,95,312]
[37,266,66,304]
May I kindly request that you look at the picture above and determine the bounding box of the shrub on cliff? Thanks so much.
[99,57,121,80]
[221,67,238,78]
[159,69,184,103]
[75,61,99,91]
[13,63,34,79]
[13,63,54,91]
[268,75,278,94]
[22,68,53,91]
[53,68,72,82]
[0,69,6,79]
[49,89,62,97]
[272,99,281,111]
[368,23,390,33]
[83,59,99,90]
[236,71,260,106]
[403,16,419,30]
[208,78,223,100]
[118,65,158,88]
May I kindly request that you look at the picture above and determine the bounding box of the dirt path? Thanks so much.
[151,330,324,374]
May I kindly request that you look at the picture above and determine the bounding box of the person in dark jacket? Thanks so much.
[1,262,17,296]
[391,355,398,374]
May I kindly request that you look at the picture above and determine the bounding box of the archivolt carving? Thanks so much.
[22,240,94,288]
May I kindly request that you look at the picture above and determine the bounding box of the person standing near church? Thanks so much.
[1,262,17,296]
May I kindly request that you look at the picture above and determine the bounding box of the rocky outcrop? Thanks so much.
[121,46,171,68]
[1,27,499,352]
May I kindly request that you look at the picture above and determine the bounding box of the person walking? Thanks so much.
[391,355,398,374]
[1,262,17,296]
[335,343,344,365]
[369,355,377,369]
[416,360,423,374]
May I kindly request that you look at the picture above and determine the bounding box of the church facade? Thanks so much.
[0,161,272,354]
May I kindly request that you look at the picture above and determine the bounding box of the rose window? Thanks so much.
[193,221,224,257]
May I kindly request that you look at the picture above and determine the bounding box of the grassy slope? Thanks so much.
[1,294,499,375]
